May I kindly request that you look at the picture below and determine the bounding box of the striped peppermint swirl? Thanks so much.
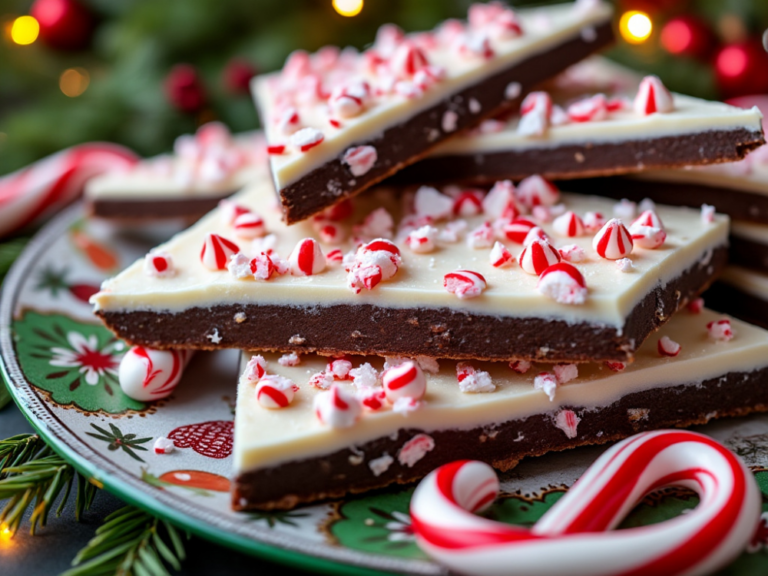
[119,347,193,402]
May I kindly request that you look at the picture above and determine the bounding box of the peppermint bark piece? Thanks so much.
[394,58,765,185]
[85,124,266,220]
[231,309,768,510]
[253,1,614,224]
[92,176,728,363]
[707,266,768,329]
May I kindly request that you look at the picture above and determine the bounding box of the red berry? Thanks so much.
[165,64,207,113]
[223,58,258,95]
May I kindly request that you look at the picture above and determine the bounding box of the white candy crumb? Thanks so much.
[416,356,440,374]
[534,372,558,401]
[615,258,634,272]
[369,453,394,477]
[153,437,174,455]
[398,434,435,467]
[350,363,380,388]
[505,81,521,100]
[278,352,300,367]
[701,204,715,224]
[458,370,495,393]
[553,363,578,384]
[206,329,222,344]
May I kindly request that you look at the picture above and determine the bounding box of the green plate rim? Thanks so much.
[0,204,442,576]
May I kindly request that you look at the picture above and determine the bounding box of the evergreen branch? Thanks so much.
[0,434,98,536]
[63,505,188,576]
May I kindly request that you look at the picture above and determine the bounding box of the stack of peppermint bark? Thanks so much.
[90,0,768,511]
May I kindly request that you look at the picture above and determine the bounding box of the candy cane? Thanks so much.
[0,143,138,238]
[411,430,760,576]
[119,346,194,402]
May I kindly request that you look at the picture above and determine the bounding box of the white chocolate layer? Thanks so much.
[719,266,768,301]
[233,308,768,473]
[254,2,613,191]
[91,178,728,329]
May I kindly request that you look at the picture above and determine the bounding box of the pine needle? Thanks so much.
[0,434,98,535]
[63,505,188,576]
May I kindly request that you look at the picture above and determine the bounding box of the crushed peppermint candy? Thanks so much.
[349,362,379,388]
[309,371,334,390]
[554,410,581,439]
[701,204,716,224]
[444,269,487,299]
[456,362,495,393]
[154,437,175,454]
[489,241,514,267]
[328,358,353,380]
[406,225,439,253]
[467,221,495,249]
[343,145,377,176]
[615,258,634,272]
[369,453,394,477]
[559,244,586,263]
[553,363,578,384]
[534,372,558,401]
[509,360,531,374]
[144,251,175,278]
[289,127,325,152]
[243,355,267,381]
[658,336,681,357]
[398,434,435,467]
[278,352,300,367]
[707,319,734,342]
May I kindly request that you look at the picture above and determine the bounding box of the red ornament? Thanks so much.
[165,64,207,113]
[30,0,94,51]
[223,58,258,95]
[659,16,713,60]
[715,40,768,99]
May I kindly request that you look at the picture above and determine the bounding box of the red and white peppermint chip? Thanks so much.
[308,371,334,390]
[278,352,300,367]
[502,217,537,244]
[200,233,239,270]
[439,220,468,243]
[592,218,633,260]
[233,212,266,239]
[144,251,174,278]
[276,107,301,136]
[534,371,558,401]
[537,262,587,305]
[343,145,377,176]
[482,180,519,219]
[707,319,734,342]
[468,2,505,27]
[354,207,394,239]
[516,175,560,209]
[314,384,362,428]
[456,362,495,393]
[453,190,484,217]
[604,361,626,372]
[266,144,286,155]
[552,211,585,237]
[414,186,454,221]
[583,211,606,232]
[248,252,279,280]
[467,221,495,249]
[243,355,267,381]
[317,222,345,245]
[357,387,387,411]
[554,409,580,439]
[256,375,299,409]
[489,241,514,268]
[444,269,487,299]
[391,42,429,78]
[347,238,402,293]
[522,226,550,247]
[701,204,716,224]
[374,23,405,57]
[632,209,665,230]
[531,205,552,223]
[406,225,438,253]
[456,31,494,60]
[520,91,553,118]
[554,363,578,384]
[219,199,251,225]
[518,239,561,275]
[567,93,609,123]
[518,92,552,137]
[228,252,252,280]
[329,82,370,118]
[559,244,586,263]
[488,9,523,40]
[154,437,174,455]
[398,434,436,467]
[688,297,704,314]
[281,49,311,82]
[509,359,531,374]
[290,127,325,152]
[289,238,326,276]
[634,75,674,115]
[629,225,666,249]
[658,336,681,357]
[382,360,427,402]
[613,199,637,220]
[327,358,353,380]
[615,258,634,272]
[326,249,344,265]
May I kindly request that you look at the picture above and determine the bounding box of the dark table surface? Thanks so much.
[0,401,311,576]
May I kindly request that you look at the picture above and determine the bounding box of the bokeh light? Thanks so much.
[716,46,748,78]
[59,68,90,97]
[660,20,692,54]
[333,0,363,18]
[619,11,653,45]
[10,15,39,45]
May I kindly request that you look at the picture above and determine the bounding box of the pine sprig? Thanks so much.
[0,434,98,535]
[62,505,188,576]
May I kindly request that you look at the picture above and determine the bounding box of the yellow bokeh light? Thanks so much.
[619,11,653,44]
[333,0,363,17]
[10,15,39,45]
[59,68,90,98]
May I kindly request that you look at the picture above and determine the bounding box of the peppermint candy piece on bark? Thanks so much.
[326,249,344,265]
[406,225,439,253]
[552,211,585,237]
[347,238,402,293]
[605,361,626,372]
[701,204,716,224]
[453,190,484,217]
[249,252,280,280]
[489,241,514,268]
[615,258,634,272]
[658,335,681,357]
[707,319,735,342]
[583,211,606,232]
[634,75,674,115]
[343,145,377,176]
[509,360,531,374]
[632,209,665,230]
[233,212,266,239]
[414,186,454,221]
[567,94,609,123]
[382,360,427,402]
[537,262,587,305]
[289,238,326,276]
[559,244,586,263]
[330,81,370,118]
[276,107,301,136]
[516,175,560,209]
[456,362,495,393]
[290,127,325,152]
[502,217,537,244]
[534,372,558,401]
[200,233,239,270]
[308,371,334,390]
[355,207,394,239]
[317,222,345,245]
[467,221,495,249]
[518,92,552,137]
[613,199,637,220]
[444,269,487,299]
[688,297,704,314]
[554,363,578,384]
[398,434,436,467]
[314,384,362,428]
[518,239,561,275]
[219,200,251,225]
[243,355,267,381]
[255,375,299,409]
[482,180,519,219]
[522,226,550,247]
[357,387,387,411]
[278,352,300,367]
[144,251,174,278]
[391,42,430,78]
[554,409,581,438]
[592,218,633,260]
[629,225,666,249]
[327,358,353,380]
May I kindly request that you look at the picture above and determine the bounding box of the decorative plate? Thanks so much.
[2,204,768,575]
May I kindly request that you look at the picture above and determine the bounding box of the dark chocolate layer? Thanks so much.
[274,20,614,224]
[232,365,768,510]
[730,234,768,273]
[88,193,237,220]
[389,128,765,188]
[96,245,727,363]
[556,175,768,224]
[705,281,768,330]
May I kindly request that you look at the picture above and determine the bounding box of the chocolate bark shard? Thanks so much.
[91,177,729,362]
[254,2,614,224]
[231,309,768,510]
[706,266,768,330]
[391,58,765,186]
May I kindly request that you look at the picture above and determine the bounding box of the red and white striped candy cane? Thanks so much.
[411,430,760,576]
[119,346,193,402]
[0,143,137,238]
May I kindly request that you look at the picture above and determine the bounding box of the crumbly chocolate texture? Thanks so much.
[388,129,765,188]
[96,245,727,363]
[729,235,768,273]
[705,282,768,330]
[88,193,237,221]
[555,175,768,224]
[272,21,614,224]
[232,365,768,511]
